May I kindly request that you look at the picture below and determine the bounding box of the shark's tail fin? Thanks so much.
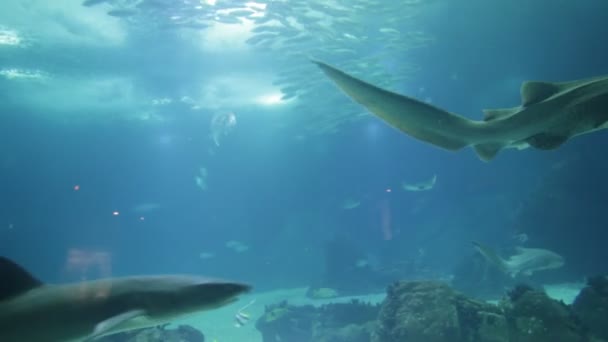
[471,241,509,274]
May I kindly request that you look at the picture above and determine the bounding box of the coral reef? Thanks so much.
[258,279,608,342]
[502,286,587,342]
[256,299,380,342]
[96,324,205,342]
[256,300,316,342]
[372,281,507,342]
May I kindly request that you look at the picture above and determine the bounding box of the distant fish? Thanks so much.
[228,10,256,17]
[341,198,361,210]
[379,27,400,35]
[195,167,208,191]
[310,287,339,299]
[226,240,249,253]
[82,0,108,6]
[131,203,161,213]
[107,9,137,18]
[214,15,243,25]
[472,241,564,277]
[355,259,369,268]
[355,253,380,270]
[513,233,529,243]
[199,252,215,260]
[402,174,437,192]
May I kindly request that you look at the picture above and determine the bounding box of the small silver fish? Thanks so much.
[234,299,255,328]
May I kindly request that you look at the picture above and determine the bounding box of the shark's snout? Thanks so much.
[0,259,254,342]
[194,281,251,307]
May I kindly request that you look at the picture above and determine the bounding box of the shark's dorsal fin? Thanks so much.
[482,107,520,121]
[522,76,602,107]
[521,81,563,106]
[0,257,43,301]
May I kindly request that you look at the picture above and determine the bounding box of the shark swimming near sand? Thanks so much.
[313,60,608,161]
[0,257,251,341]
[472,241,564,277]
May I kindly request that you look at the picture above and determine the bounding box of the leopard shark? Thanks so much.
[0,257,251,341]
[313,60,608,161]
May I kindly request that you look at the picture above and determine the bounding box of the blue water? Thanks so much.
[1,0,607,296]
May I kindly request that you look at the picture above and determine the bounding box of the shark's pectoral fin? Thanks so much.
[525,132,570,150]
[473,142,506,161]
[86,309,146,340]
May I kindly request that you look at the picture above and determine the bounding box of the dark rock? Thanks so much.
[504,287,587,342]
[95,324,205,342]
[573,275,608,340]
[313,300,380,342]
[507,284,535,302]
[314,322,376,342]
[372,280,507,342]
